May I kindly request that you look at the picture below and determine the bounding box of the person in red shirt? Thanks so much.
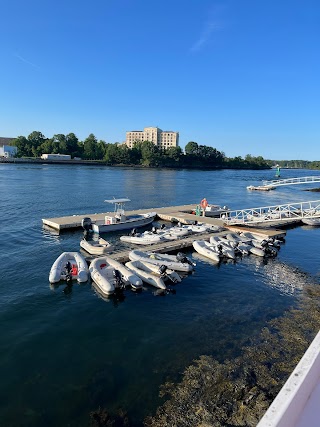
[200,198,208,216]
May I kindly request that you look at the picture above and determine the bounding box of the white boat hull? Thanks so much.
[209,236,236,259]
[192,240,220,263]
[126,260,181,289]
[129,250,195,272]
[125,261,167,289]
[156,226,191,240]
[92,212,156,233]
[89,256,143,295]
[49,252,89,283]
[249,246,266,257]
[204,204,230,217]
[182,224,208,233]
[120,232,164,245]
[301,217,320,226]
[80,238,114,255]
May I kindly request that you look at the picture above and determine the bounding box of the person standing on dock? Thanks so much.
[200,198,208,216]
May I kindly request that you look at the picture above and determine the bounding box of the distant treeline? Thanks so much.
[12,131,271,169]
[267,160,320,170]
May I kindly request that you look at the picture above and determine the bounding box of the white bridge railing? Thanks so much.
[223,200,320,225]
[262,176,320,188]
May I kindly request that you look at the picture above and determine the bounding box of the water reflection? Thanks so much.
[92,282,127,307]
[242,256,309,295]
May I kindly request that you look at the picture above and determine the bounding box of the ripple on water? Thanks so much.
[0,165,318,426]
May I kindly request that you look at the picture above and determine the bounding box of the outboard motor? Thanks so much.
[268,237,281,249]
[113,269,123,289]
[177,221,182,228]
[82,217,92,232]
[65,263,72,285]
[217,244,223,256]
[234,242,241,256]
[264,246,277,257]
[130,228,137,236]
[158,265,168,277]
[160,224,166,230]
[152,226,158,234]
[273,240,281,250]
[193,220,198,225]
[65,261,72,274]
[176,252,187,263]
[66,273,72,285]
[176,252,195,266]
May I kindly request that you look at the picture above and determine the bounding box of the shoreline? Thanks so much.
[0,157,270,170]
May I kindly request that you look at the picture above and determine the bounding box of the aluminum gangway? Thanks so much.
[255,176,320,190]
[223,200,320,226]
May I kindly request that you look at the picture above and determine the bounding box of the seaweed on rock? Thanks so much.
[144,283,320,427]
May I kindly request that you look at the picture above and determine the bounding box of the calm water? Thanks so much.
[1,165,320,426]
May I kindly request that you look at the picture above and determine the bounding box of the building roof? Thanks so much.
[0,137,15,146]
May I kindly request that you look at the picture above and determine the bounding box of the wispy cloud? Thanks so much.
[190,20,222,53]
[190,3,226,53]
[13,53,39,68]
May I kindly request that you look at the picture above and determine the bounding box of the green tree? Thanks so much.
[14,136,31,157]
[185,141,199,155]
[28,131,46,157]
[104,143,120,164]
[140,141,160,166]
[83,134,104,160]
[52,134,67,153]
[66,133,82,158]
[166,146,182,161]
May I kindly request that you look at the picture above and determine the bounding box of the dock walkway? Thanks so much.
[43,203,286,262]
[84,226,284,264]
[42,204,223,231]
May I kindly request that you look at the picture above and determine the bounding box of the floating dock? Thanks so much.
[42,203,287,235]
[43,203,286,263]
[81,227,285,264]
[42,204,223,231]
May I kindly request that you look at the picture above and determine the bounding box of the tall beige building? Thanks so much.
[126,127,179,149]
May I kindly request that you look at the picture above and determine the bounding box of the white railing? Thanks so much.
[257,330,320,427]
[262,176,320,188]
[223,200,320,225]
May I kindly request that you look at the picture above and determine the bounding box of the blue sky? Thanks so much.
[1,0,319,160]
